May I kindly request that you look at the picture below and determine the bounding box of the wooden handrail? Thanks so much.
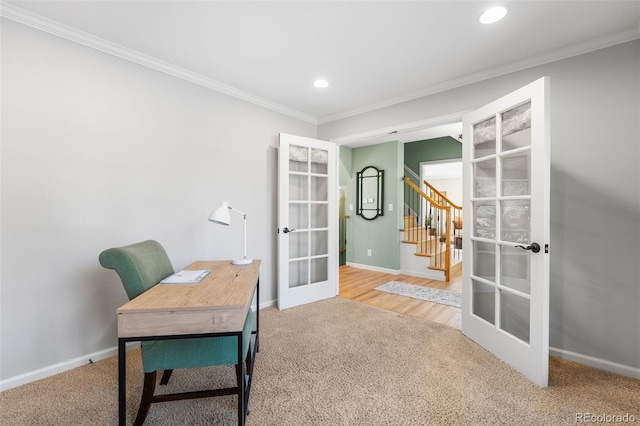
[423,179,462,210]
[403,177,449,210]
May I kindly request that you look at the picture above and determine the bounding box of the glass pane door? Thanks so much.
[462,77,550,387]
[288,146,329,288]
[278,134,337,310]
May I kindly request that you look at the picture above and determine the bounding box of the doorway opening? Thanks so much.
[334,115,465,328]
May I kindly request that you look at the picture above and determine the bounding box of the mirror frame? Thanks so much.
[356,165,384,220]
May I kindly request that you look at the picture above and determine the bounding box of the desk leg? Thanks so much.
[256,279,260,352]
[118,339,126,426]
[236,332,245,426]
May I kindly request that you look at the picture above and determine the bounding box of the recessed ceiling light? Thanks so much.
[479,6,507,24]
[313,79,329,88]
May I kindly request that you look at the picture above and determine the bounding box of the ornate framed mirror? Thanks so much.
[356,166,384,220]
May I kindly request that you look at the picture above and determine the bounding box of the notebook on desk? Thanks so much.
[160,269,211,284]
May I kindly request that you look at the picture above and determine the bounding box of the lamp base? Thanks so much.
[232,258,253,266]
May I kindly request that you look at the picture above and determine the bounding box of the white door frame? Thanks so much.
[330,112,469,148]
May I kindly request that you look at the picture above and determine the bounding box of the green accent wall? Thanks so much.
[340,141,403,270]
[404,136,462,184]
[402,136,462,224]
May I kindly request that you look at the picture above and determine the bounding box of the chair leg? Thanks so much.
[159,369,173,385]
[134,371,157,426]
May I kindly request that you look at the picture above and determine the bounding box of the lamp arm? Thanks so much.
[228,206,246,216]
[242,214,247,260]
[227,205,248,261]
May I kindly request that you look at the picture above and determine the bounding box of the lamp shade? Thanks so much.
[208,201,231,226]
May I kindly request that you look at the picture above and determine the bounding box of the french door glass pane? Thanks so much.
[289,231,308,259]
[499,290,530,343]
[289,204,308,229]
[310,204,328,228]
[289,175,308,201]
[289,259,308,288]
[501,102,531,152]
[473,201,496,239]
[311,176,328,201]
[473,116,496,158]
[474,160,496,198]
[289,145,308,172]
[501,200,530,244]
[473,241,496,281]
[310,257,328,284]
[500,245,530,294]
[310,148,328,174]
[472,279,495,324]
[310,230,328,256]
[502,154,530,196]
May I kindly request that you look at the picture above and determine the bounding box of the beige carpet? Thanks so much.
[1,297,638,425]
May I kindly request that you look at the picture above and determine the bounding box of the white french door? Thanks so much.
[277,133,338,310]
[462,77,550,387]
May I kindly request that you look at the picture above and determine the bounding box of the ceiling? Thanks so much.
[3,1,640,132]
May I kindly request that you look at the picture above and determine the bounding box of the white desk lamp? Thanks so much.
[208,201,253,265]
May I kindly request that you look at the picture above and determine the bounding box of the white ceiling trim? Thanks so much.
[318,27,640,125]
[0,3,318,125]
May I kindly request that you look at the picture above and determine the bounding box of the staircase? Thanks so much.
[401,174,462,282]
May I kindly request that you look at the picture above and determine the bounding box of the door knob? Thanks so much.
[282,227,296,234]
[515,242,541,253]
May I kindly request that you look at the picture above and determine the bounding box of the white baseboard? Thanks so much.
[0,342,140,392]
[346,260,444,281]
[0,302,280,392]
[258,299,276,310]
[550,346,640,380]
[399,268,446,281]
[346,262,400,275]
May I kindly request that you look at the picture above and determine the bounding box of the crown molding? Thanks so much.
[3,3,638,128]
[0,3,318,125]
[318,27,640,125]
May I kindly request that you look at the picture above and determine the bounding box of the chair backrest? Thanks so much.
[99,240,174,300]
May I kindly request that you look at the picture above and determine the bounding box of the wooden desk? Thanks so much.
[117,260,260,426]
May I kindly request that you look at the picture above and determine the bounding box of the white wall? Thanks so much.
[0,19,315,385]
[321,40,640,377]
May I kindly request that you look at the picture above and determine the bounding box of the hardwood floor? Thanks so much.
[339,265,462,329]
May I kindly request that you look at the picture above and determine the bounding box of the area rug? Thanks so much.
[376,281,462,307]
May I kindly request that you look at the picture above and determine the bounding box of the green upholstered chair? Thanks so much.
[99,240,254,425]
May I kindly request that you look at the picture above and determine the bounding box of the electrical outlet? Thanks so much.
[367,249,372,256]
